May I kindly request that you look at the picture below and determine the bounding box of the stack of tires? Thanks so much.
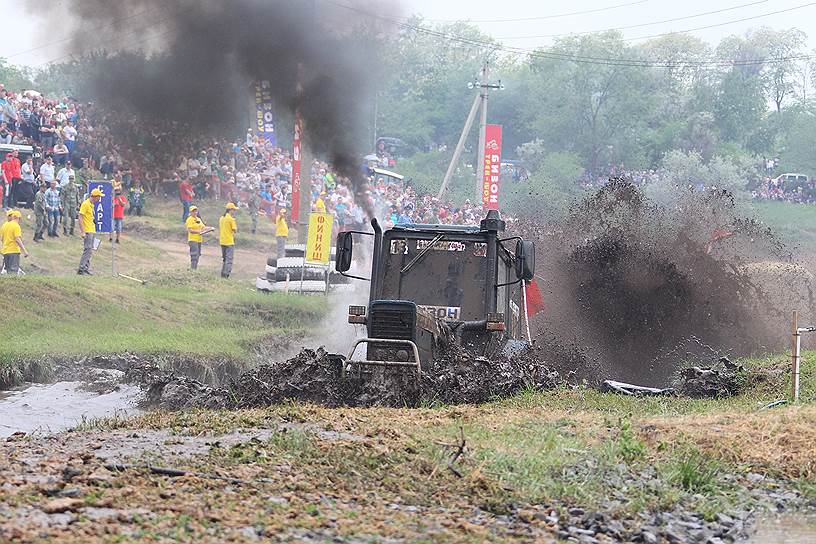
[256,244,354,293]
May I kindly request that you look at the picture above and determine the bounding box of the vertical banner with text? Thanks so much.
[87,181,113,233]
[254,80,276,145]
[291,110,302,222]
[305,212,334,265]
[481,124,502,210]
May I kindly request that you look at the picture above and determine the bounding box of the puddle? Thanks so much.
[749,514,816,543]
[0,381,142,437]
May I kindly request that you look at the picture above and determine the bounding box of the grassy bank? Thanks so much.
[119,198,300,251]
[752,200,816,253]
[0,272,326,387]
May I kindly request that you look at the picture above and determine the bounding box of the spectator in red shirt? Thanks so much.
[2,152,22,208]
[111,187,127,243]
[179,177,194,223]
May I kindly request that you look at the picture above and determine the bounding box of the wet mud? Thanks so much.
[139,344,567,410]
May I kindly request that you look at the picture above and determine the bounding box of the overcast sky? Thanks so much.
[3,0,816,67]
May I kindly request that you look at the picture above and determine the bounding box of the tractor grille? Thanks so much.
[369,301,416,341]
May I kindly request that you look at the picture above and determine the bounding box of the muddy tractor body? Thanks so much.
[335,210,535,378]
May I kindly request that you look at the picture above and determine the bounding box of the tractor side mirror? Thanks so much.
[336,232,354,272]
[515,240,535,281]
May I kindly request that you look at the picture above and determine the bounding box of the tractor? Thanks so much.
[335,210,535,378]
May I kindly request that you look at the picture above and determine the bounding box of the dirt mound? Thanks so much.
[677,357,746,398]
[132,343,568,409]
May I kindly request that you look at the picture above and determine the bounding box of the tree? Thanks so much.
[647,150,755,205]
[521,32,658,173]
[504,149,586,219]
[376,19,499,151]
[713,68,765,148]
[717,27,807,112]
[0,58,35,90]
[779,107,816,175]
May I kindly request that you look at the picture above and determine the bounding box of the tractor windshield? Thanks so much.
[378,236,488,321]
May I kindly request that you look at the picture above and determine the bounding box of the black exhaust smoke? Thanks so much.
[26,0,395,214]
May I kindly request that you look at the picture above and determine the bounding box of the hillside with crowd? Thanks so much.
[1,82,493,241]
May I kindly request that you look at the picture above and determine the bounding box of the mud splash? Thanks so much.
[139,343,568,410]
[525,180,808,386]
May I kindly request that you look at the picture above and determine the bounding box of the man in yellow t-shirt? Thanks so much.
[314,191,327,213]
[1,210,29,275]
[185,205,214,270]
[219,202,238,278]
[77,187,103,275]
[275,208,289,260]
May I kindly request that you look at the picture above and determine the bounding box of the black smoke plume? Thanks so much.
[27,0,395,213]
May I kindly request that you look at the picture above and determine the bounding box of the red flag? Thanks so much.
[705,228,734,254]
[525,279,545,317]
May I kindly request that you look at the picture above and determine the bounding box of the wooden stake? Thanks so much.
[792,310,801,402]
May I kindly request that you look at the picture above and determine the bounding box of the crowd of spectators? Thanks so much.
[751,175,816,204]
[0,82,487,248]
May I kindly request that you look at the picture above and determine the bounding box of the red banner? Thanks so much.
[481,124,502,210]
[291,110,302,222]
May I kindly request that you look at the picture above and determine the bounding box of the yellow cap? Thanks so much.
[225,202,238,210]
[90,188,105,197]
[8,209,20,218]
[189,205,198,212]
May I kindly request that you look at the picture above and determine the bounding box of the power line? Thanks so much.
[324,0,816,68]
[623,1,816,41]
[497,0,769,40]
[422,0,650,24]
[404,22,816,67]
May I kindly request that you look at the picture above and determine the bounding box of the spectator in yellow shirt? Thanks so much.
[314,191,327,213]
[219,202,238,278]
[185,205,213,270]
[77,188,103,275]
[275,208,289,260]
[1,210,29,275]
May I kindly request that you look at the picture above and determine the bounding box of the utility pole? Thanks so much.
[437,93,480,199]
[438,62,503,201]
[474,63,502,202]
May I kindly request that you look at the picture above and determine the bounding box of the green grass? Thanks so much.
[0,272,326,385]
[498,352,815,415]
[752,200,816,252]
[124,199,300,248]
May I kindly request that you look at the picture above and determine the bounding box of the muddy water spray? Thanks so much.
[524,180,808,386]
